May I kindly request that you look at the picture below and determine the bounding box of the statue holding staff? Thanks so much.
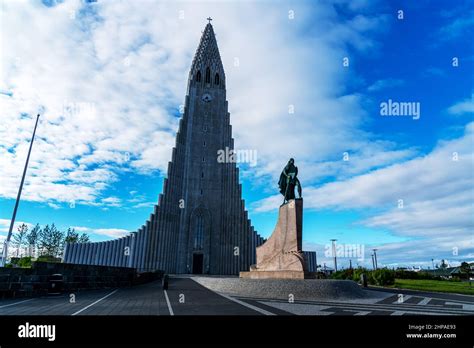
[278,158,302,204]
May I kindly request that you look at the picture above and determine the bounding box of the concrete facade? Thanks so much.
[304,251,318,273]
[63,22,264,274]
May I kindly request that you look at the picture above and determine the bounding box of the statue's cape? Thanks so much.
[278,163,299,196]
[278,171,287,195]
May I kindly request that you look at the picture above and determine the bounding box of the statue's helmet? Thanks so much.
[289,158,294,164]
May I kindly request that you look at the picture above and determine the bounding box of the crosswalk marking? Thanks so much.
[418,297,432,305]
[228,293,474,316]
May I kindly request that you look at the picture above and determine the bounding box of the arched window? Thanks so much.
[205,67,211,84]
[196,70,201,82]
[214,73,219,85]
[193,214,204,250]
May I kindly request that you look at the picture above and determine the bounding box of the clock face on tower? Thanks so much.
[201,93,213,103]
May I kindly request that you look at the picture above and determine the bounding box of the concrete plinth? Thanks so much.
[239,270,305,279]
[241,198,305,279]
[193,276,376,300]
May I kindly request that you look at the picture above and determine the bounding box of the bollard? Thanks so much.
[162,274,169,290]
[360,273,368,288]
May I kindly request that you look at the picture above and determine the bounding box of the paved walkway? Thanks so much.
[0,277,472,316]
[0,278,260,315]
[226,287,474,316]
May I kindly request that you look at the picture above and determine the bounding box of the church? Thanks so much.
[63,21,266,275]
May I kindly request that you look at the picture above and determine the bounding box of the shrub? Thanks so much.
[370,268,395,286]
[394,270,438,280]
[36,255,61,263]
[352,268,369,282]
[17,256,32,268]
[330,269,353,280]
[9,257,20,266]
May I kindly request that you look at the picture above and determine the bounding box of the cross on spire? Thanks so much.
[207,17,212,24]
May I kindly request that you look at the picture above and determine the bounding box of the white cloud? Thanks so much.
[131,202,155,209]
[72,226,130,239]
[0,0,393,208]
[367,78,404,92]
[0,219,34,235]
[101,196,121,207]
[0,217,129,242]
[254,123,474,265]
[438,8,474,40]
[447,93,474,115]
[72,226,89,233]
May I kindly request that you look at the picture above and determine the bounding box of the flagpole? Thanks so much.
[0,114,40,267]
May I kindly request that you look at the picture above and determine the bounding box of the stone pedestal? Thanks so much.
[240,198,306,279]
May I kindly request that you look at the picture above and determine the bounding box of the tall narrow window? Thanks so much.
[193,214,204,250]
[196,70,201,82]
[214,73,219,85]
[205,67,211,84]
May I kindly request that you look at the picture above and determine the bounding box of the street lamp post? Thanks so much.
[373,249,378,270]
[431,258,435,270]
[330,239,337,272]
[0,114,40,267]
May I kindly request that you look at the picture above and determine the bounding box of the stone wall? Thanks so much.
[0,261,163,299]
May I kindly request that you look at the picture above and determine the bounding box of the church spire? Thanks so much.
[188,20,225,89]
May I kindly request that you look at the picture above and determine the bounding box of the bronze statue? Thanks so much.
[278,158,302,204]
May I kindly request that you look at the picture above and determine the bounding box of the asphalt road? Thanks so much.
[0,277,472,316]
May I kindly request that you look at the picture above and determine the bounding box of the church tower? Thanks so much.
[171,20,263,274]
[63,20,265,274]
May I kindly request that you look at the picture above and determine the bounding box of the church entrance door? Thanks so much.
[192,253,203,274]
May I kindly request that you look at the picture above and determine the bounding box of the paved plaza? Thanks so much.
[0,277,472,316]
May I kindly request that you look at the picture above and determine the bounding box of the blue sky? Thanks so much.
[0,0,473,269]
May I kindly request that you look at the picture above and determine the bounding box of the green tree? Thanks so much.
[36,223,90,259]
[51,224,65,257]
[61,227,79,257]
[39,224,65,257]
[38,224,51,256]
[12,223,28,257]
[440,259,448,269]
[64,228,79,244]
[78,233,90,243]
[26,223,40,257]
[460,262,471,280]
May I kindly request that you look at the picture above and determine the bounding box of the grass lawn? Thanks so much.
[391,279,474,295]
